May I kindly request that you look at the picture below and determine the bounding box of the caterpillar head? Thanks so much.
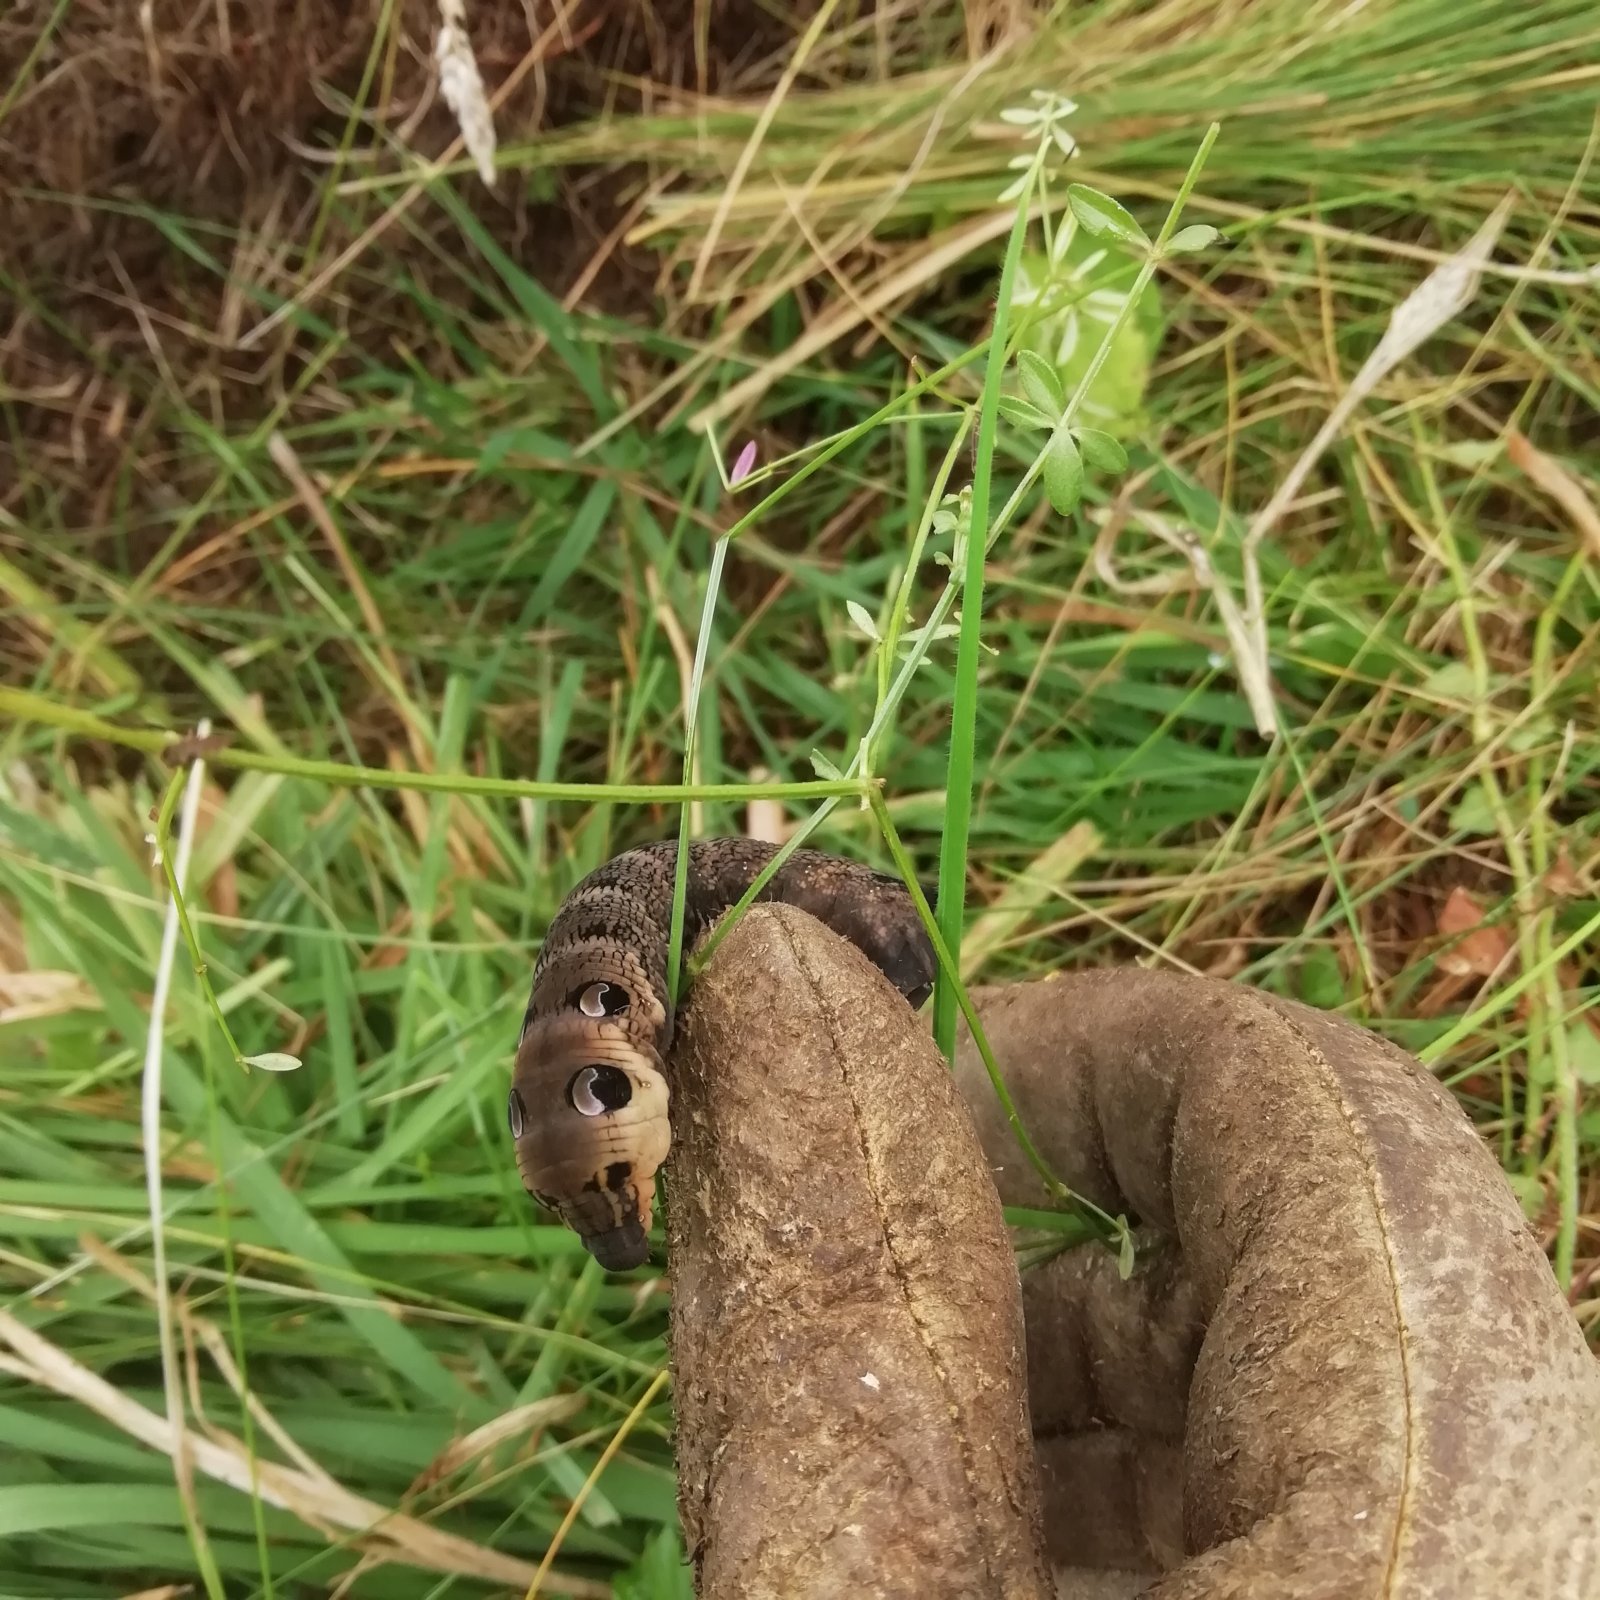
[510,974,671,1271]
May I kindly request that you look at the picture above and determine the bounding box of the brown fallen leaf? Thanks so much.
[1545,843,1589,900]
[0,970,102,1022]
[1506,427,1600,561]
[1435,886,1511,978]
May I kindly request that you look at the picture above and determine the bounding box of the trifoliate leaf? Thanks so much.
[1067,184,1151,250]
[1041,430,1084,515]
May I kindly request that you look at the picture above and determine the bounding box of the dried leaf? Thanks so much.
[435,1,498,190]
[1435,887,1510,978]
[1506,428,1600,561]
[1546,846,1587,899]
[1371,191,1514,372]
[1237,192,1514,742]
[0,970,102,1023]
[961,823,1101,978]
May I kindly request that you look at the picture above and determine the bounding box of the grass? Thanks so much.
[3,0,1600,1593]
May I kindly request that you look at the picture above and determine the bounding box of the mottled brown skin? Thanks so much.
[509,839,936,1270]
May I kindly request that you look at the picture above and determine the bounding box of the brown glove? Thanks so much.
[666,904,1600,1600]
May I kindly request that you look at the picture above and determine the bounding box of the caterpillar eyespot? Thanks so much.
[507,1086,527,1138]
[568,1064,633,1117]
[574,980,628,1019]
[519,838,937,1270]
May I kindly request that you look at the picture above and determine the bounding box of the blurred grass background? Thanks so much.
[2,0,1599,1593]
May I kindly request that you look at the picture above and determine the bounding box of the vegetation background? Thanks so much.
[2,0,1597,1595]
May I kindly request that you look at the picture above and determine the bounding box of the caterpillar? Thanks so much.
[509,839,937,1269]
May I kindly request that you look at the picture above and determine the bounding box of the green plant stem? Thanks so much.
[930,129,1222,1059]
[1,687,868,806]
[668,534,732,1006]
[992,124,1221,542]
[930,152,1044,1060]
[719,334,999,543]
[873,415,975,772]
[684,796,845,981]
[870,789,1123,1245]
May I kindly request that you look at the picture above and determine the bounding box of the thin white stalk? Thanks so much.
[141,720,212,1529]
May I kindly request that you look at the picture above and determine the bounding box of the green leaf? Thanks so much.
[997,395,1055,431]
[1165,223,1220,255]
[615,1525,695,1600]
[845,600,881,642]
[1505,715,1558,755]
[1504,1171,1546,1222]
[1568,1021,1600,1087]
[1016,350,1066,417]
[1448,784,1497,838]
[1013,228,1165,438]
[1041,430,1084,515]
[1067,184,1151,250]
[476,425,571,474]
[1297,947,1346,1010]
[1075,428,1129,473]
[1422,661,1481,700]
[0,1483,186,1540]
[810,750,844,781]
[1116,1220,1136,1280]
[243,1051,303,1073]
